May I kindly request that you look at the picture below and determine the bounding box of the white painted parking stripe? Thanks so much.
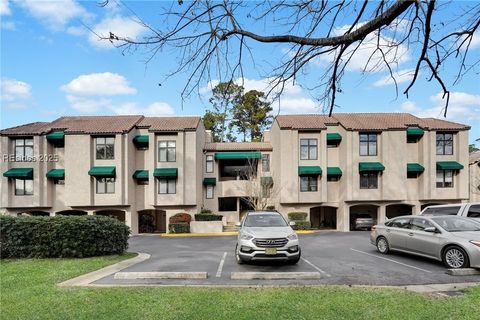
[350,249,432,273]
[216,252,227,278]
[301,257,332,277]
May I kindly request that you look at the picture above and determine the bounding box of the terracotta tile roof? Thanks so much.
[418,118,470,130]
[204,142,273,151]
[275,113,470,131]
[470,151,480,165]
[138,116,201,131]
[49,115,144,134]
[275,115,332,130]
[0,122,51,135]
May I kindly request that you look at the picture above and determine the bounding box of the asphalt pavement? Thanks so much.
[93,231,480,286]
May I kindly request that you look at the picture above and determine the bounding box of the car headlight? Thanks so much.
[240,233,253,240]
[287,233,298,240]
[470,240,480,248]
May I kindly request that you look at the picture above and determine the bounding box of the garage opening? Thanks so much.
[349,205,378,231]
[19,211,50,216]
[310,206,337,229]
[386,204,413,219]
[95,209,126,222]
[56,210,87,216]
[138,209,166,233]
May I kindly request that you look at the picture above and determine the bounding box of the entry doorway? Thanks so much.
[310,206,337,229]
[138,210,166,233]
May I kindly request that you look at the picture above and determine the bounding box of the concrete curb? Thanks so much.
[57,252,150,287]
[446,268,480,276]
[114,272,208,280]
[231,272,321,280]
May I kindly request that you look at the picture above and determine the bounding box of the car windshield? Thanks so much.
[432,216,480,232]
[243,214,288,227]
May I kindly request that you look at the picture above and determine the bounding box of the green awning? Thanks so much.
[133,135,149,145]
[214,151,261,160]
[88,166,116,177]
[153,168,178,178]
[436,161,464,170]
[298,166,322,176]
[46,169,65,179]
[326,133,342,142]
[203,177,217,186]
[406,127,424,137]
[327,167,342,177]
[407,163,425,173]
[3,168,33,179]
[46,131,65,140]
[133,170,149,180]
[261,176,273,185]
[359,162,385,172]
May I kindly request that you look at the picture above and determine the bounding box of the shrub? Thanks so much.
[194,213,223,221]
[168,223,190,233]
[292,221,311,230]
[200,208,212,214]
[288,212,308,221]
[0,215,129,258]
[169,213,192,224]
[266,206,276,211]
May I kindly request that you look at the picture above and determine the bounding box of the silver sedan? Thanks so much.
[370,215,480,269]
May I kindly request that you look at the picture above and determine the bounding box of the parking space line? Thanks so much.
[216,252,227,278]
[350,249,432,273]
[301,258,331,277]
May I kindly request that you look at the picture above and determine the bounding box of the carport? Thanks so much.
[386,204,413,219]
[95,209,126,222]
[310,206,337,229]
[349,204,378,231]
[138,209,166,233]
[18,210,50,216]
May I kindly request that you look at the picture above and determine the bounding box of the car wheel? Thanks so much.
[443,246,469,269]
[376,237,390,254]
[235,244,244,265]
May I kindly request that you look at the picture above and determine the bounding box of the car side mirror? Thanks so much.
[235,222,241,227]
[289,221,296,226]
[424,227,437,233]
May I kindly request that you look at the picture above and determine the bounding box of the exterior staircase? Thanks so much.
[223,221,239,232]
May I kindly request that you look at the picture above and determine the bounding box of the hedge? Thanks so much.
[194,213,223,221]
[288,212,308,221]
[292,221,311,230]
[169,213,192,224]
[168,223,190,233]
[0,215,129,258]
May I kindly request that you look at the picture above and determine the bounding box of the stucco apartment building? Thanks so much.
[470,151,480,202]
[0,113,471,233]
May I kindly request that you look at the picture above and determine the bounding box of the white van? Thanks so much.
[420,203,480,220]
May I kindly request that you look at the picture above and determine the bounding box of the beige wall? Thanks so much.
[470,162,480,202]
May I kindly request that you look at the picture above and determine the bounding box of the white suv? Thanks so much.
[235,211,301,264]
[420,202,480,221]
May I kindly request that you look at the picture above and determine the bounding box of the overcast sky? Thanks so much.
[1,1,479,143]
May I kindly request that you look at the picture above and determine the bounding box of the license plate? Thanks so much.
[265,248,277,255]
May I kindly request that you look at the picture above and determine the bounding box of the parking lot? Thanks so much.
[94,231,480,286]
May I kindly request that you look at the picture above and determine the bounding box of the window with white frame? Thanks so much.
[159,178,176,194]
[206,185,214,199]
[206,155,214,173]
[159,141,176,162]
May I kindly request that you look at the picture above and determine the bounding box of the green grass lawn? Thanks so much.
[1,254,479,320]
